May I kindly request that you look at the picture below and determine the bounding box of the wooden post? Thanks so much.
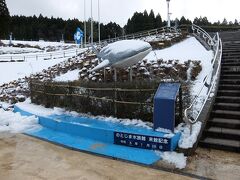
[179,86,183,124]
[114,68,117,116]
[103,68,106,82]
[129,66,133,82]
[114,68,117,82]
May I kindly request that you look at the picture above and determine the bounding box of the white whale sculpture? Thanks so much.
[90,40,152,72]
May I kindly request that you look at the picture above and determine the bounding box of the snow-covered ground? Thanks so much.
[0,46,42,55]
[1,40,75,49]
[0,58,69,85]
[146,37,213,63]
[0,40,81,62]
[146,36,213,95]
[0,47,87,85]
[0,108,40,133]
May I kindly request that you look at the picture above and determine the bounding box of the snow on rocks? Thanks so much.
[141,32,182,43]
[0,49,91,103]
[0,108,41,133]
[1,40,76,52]
[54,69,80,82]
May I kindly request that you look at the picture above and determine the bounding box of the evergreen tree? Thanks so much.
[179,16,192,25]
[147,9,155,29]
[155,13,163,28]
[234,19,239,26]
[222,18,228,25]
[0,0,10,38]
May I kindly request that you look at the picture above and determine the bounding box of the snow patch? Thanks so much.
[155,151,187,169]
[54,69,80,82]
[16,99,153,129]
[0,109,41,133]
[0,57,71,85]
[146,37,213,64]
[176,122,202,149]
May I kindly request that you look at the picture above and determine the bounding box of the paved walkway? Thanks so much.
[0,133,193,180]
[0,133,239,180]
[183,148,240,180]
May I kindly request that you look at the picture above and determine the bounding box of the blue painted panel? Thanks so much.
[153,83,181,131]
[55,120,114,143]
[13,105,35,116]
[14,105,181,154]
[26,127,161,165]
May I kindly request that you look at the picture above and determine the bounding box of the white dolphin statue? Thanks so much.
[90,40,152,72]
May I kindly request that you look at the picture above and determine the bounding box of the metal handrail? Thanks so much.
[95,26,180,46]
[184,24,222,133]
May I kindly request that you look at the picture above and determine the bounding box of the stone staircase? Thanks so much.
[199,30,240,152]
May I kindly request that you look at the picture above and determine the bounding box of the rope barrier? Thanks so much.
[30,82,156,92]
[32,90,153,106]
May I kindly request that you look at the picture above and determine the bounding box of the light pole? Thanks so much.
[166,0,171,27]
[84,0,86,47]
[91,0,93,44]
[98,0,101,44]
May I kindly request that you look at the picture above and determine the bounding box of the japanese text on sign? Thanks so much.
[114,132,171,151]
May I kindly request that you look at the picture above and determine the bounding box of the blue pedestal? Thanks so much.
[14,104,181,165]
[153,83,181,132]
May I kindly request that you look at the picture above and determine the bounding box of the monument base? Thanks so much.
[14,105,181,165]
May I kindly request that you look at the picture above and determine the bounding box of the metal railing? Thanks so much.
[94,26,181,46]
[184,24,222,133]
[0,48,84,62]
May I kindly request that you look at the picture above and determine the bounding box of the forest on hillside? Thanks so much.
[0,0,239,42]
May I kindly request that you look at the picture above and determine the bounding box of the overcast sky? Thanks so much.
[6,0,240,27]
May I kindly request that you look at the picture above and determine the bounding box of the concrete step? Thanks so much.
[220,74,240,79]
[204,127,240,141]
[222,66,240,69]
[214,102,240,111]
[223,49,240,53]
[222,59,240,63]
[212,109,240,120]
[208,118,240,129]
[217,90,240,97]
[219,79,240,84]
[222,58,240,61]
[199,137,240,152]
[218,84,240,90]
[222,63,240,67]
[215,96,240,103]
[221,70,240,74]
[222,52,240,56]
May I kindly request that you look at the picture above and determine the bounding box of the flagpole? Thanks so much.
[98,0,101,44]
[84,0,86,47]
[91,0,93,44]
